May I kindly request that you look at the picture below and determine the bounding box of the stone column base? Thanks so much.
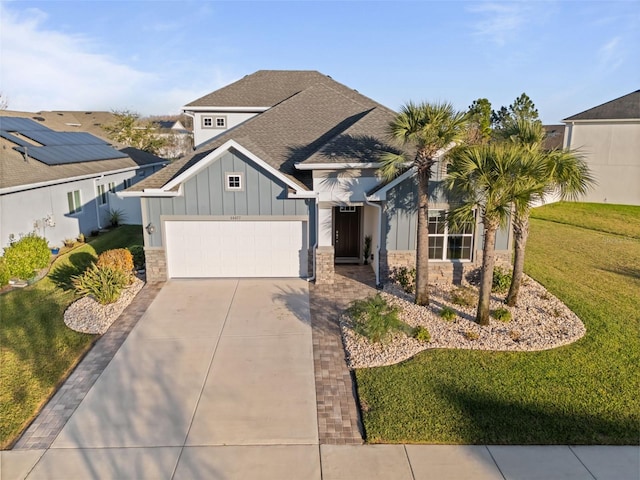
[315,246,335,285]
[145,248,167,283]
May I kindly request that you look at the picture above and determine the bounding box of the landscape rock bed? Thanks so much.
[341,274,586,369]
[64,276,145,335]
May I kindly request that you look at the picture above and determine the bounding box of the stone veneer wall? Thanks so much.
[315,246,335,285]
[145,248,167,283]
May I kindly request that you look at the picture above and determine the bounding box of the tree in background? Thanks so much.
[0,93,8,110]
[102,110,167,156]
[467,98,492,144]
[491,93,540,132]
[379,101,468,306]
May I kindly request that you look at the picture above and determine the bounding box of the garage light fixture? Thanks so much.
[145,223,156,235]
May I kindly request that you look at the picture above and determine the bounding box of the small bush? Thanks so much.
[63,238,75,248]
[392,266,416,294]
[96,248,134,282]
[451,286,476,307]
[464,330,480,341]
[492,266,512,293]
[440,306,457,322]
[509,330,521,342]
[412,325,431,342]
[77,233,85,243]
[348,294,406,343]
[72,264,128,305]
[109,209,126,227]
[0,258,10,287]
[2,234,50,280]
[492,307,512,322]
[127,245,145,270]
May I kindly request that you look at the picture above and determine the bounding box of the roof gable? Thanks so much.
[564,90,640,121]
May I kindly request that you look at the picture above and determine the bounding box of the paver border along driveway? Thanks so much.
[14,278,318,478]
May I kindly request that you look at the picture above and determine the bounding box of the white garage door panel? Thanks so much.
[165,221,307,278]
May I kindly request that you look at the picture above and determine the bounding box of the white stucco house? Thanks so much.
[563,90,640,206]
[0,115,168,251]
[123,71,513,284]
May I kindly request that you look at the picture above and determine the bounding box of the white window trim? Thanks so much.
[67,190,82,215]
[339,206,356,213]
[428,210,474,261]
[108,181,116,193]
[202,115,227,129]
[225,173,243,191]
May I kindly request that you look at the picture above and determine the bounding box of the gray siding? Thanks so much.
[145,151,312,247]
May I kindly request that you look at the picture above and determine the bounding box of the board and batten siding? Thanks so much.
[144,151,313,247]
[382,175,512,256]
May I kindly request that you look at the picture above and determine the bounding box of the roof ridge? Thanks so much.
[564,89,640,121]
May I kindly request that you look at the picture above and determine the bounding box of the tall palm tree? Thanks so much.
[498,117,595,306]
[379,101,467,306]
[445,142,536,325]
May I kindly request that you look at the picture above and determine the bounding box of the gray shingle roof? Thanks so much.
[543,125,565,150]
[0,115,167,190]
[563,90,640,121]
[135,75,399,192]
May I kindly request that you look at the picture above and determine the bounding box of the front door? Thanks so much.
[334,206,360,260]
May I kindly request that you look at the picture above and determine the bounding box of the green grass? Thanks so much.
[0,226,143,449]
[356,204,640,444]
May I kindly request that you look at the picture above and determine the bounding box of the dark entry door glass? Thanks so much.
[334,207,360,258]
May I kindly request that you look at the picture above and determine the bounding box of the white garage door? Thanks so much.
[165,220,308,278]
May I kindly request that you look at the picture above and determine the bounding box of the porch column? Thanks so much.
[316,206,335,284]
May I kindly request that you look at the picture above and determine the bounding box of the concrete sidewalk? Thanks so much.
[2,444,637,479]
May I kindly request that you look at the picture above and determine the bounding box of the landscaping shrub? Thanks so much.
[464,330,480,341]
[492,266,512,293]
[451,286,476,307]
[77,233,85,244]
[72,264,128,305]
[96,248,134,282]
[0,258,9,287]
[492,307,512,322]
[440,306,457,322]
[392,266,416,294]
[347,294,406,343]
[2,234,50,280]
[63,238,75,248]
[127,245,145,270]
[109,209,126,227]
[412,325,431,342]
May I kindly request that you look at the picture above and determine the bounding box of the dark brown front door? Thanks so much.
[334,206,360,259]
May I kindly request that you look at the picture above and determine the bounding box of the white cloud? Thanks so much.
[597,36,624,71]
[468,2,528,46]
[0,4,224,115]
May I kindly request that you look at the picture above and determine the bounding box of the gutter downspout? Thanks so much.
[93,176,103,229]
[307,193,319,282]
[364,195,382,288]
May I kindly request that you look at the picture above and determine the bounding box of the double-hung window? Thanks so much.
[97,184,107,205]
[428,210,474,261]
[108,182,116,193]
[67,190,82,214]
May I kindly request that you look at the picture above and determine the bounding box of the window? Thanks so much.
[123,178,132,189]
[108,182,116,193]
[202,116,227,129]
[428,210,474,261]
[225,173,242,191]
[96,184,107,205]
[339,206,357,213]
[67,190,82,214]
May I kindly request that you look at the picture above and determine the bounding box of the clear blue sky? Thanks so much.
[1,0,638,123]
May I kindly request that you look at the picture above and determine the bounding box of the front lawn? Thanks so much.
[0,226,143,449]
[356,203,640,444]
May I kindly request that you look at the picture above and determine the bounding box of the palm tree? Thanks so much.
[445,142,535,325]
[498,117,595,306]
[379,101,467,306]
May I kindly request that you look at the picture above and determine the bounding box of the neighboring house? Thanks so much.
[563,90,640,206]
[0,116,168,250]
[124,70,512,284]
[153,120,192,160]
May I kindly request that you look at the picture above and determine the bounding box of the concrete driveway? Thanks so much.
[21,279,320,478]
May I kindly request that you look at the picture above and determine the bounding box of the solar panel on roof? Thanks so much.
[19,130,108,146]
[0,130,33,147]
[14,145,128,165]
[0,117,50,131]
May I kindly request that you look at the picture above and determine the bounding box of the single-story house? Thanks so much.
[0,115,168,250]
[563,90,640,206]
[123,70,512,284]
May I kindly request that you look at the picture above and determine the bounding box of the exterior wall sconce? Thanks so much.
[145,223,156,235]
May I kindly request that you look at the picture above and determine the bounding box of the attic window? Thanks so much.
[225,173,243,191]
[202,116,227,129]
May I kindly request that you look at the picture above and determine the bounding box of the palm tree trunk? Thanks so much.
[506,212,529,306]
[477,219,498,325]
[415,171,430,306]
